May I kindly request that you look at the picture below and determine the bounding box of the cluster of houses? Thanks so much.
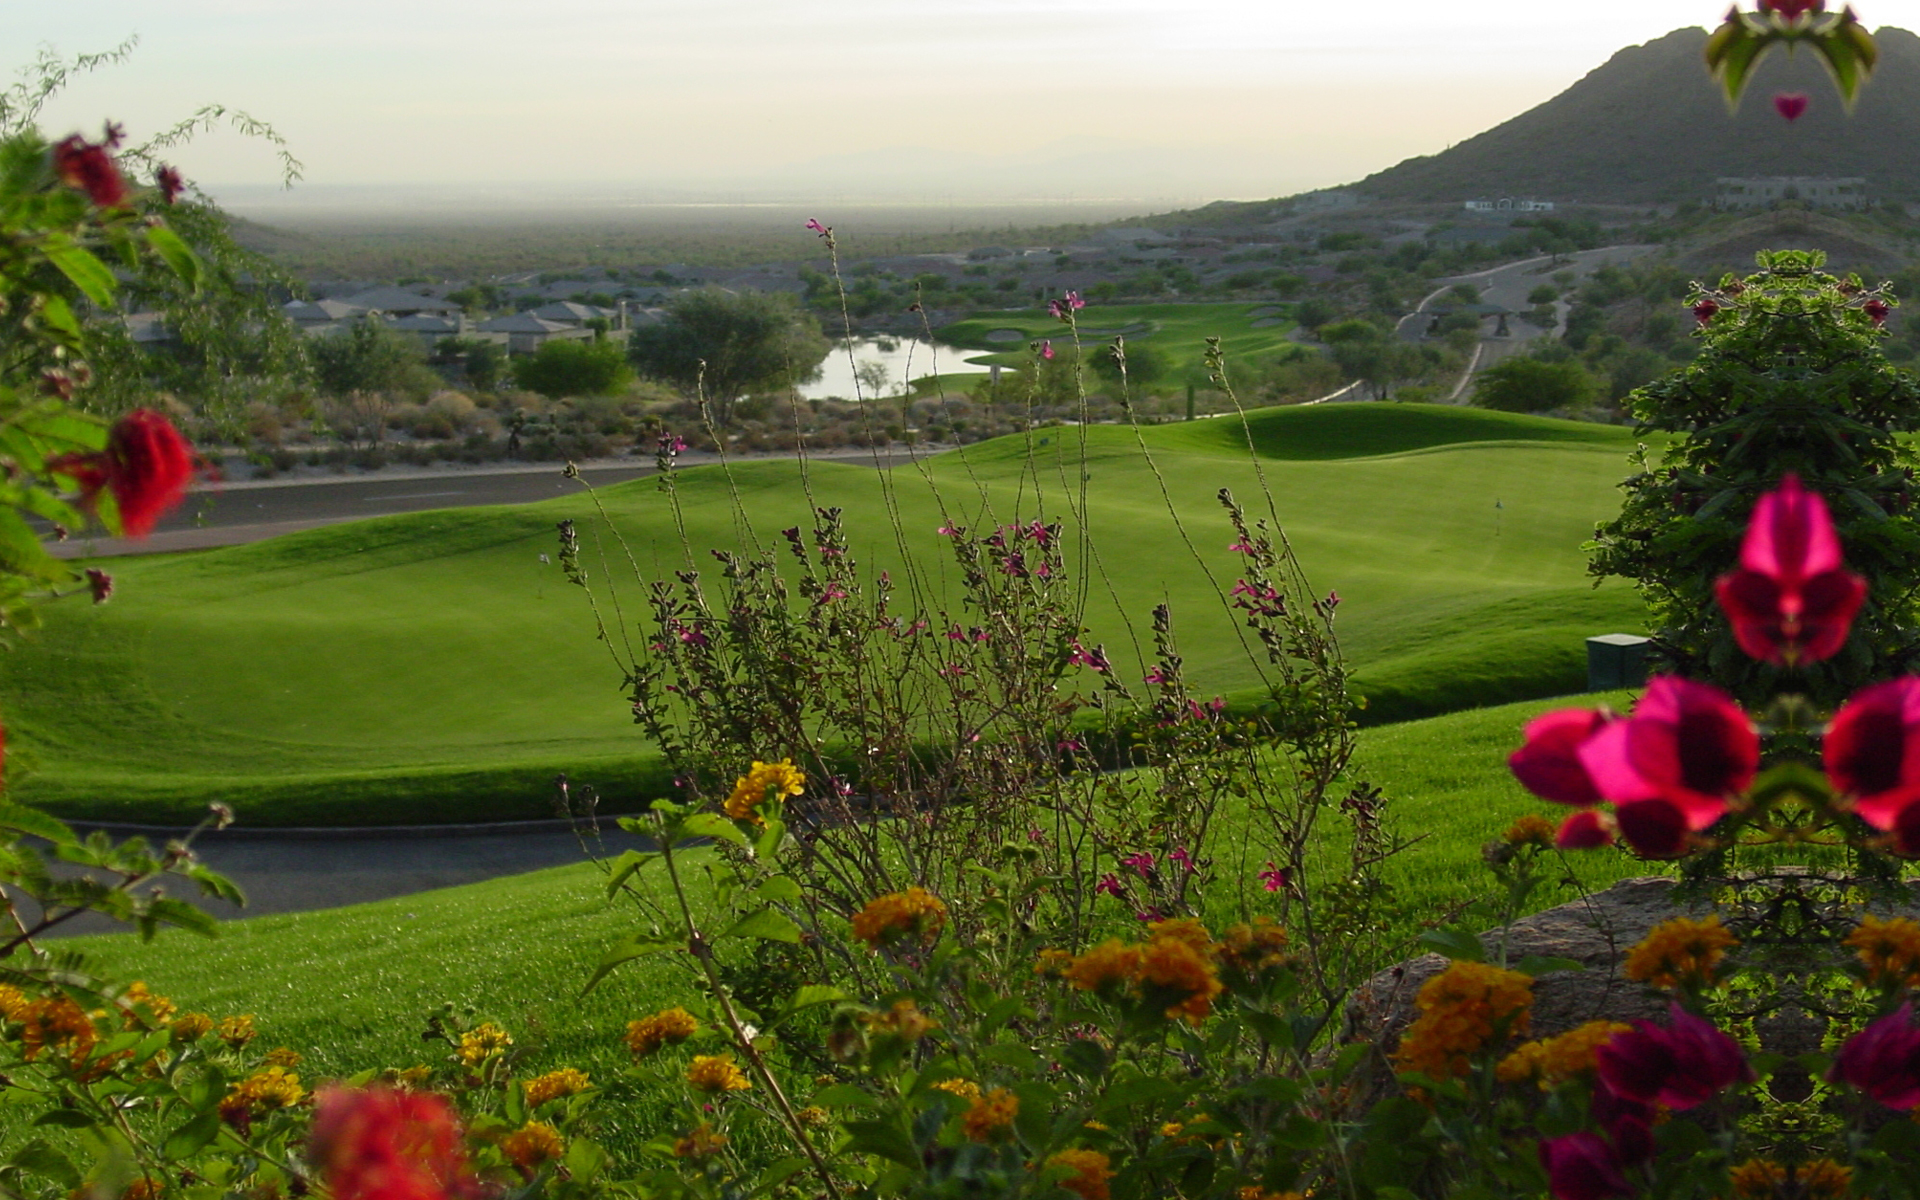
[1714,176,1868,211]
[280,287,659,354]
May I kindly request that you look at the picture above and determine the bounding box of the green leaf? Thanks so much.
[41,235,119,307]
[681,812,748,846]
[1812,16,1879,110]
[9,1140,79,1187]
[808,1083,878,1110]
[1513,955,1585,977]
[755,876,803,903]
[783,984,847,1015]
[752,1157,810,1195]
[841,1118,920,1169]
[565,1136,609,1183]
[1704,20,1774,110]
[603,849,657,897]
[723,906,801,944]
[581,931,681,994]
[0,801,72,844]
[163,1108,223,1159]
[978,1042,1041,1072]
[144,225,203,292]
[35,294,82,343]
[33,1110,97,1129]
[1416,926,1484,962]
[1099,1075,1179,1109]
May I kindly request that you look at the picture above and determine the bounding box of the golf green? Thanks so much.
[1,404,1646,825]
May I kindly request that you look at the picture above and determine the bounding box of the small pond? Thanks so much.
[800,338,994,401]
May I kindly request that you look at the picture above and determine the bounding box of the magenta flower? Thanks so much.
[1510,708,1613,806]
[1094,874,1125,898]
[1168,846,1194,872]
[674,624,709,648]
[1773,92,1809,121]
[155,164,185,205]
[1829,1003,1920,1108]
[1576,676,1756,853]
[805,218,827,233]
[1040,340,1055,361]
[1693,299,1720,325]
[1067,642,1109,672]
[1227,540,1255,553]
[1258,862,1288,893]
[1121,852,1155,877]
[1555,809,1613,849]
[1066,290,1084,311]
[1713,474,1866,666]
[1825,677,1920,835]
[1538,1133,1632,1200]
[1144,667,1167,685]
[1047,299,1064,320]
[1057,738,1085,753]
[52,133,128,208]
[1595,1003,1750,1111]
[1866,299,1892,325]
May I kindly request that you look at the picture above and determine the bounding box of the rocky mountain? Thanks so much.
[1355,25,1920,205]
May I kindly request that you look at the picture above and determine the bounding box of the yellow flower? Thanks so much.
[263,1046,303,1069]
[1217,918,1290,976]
[218,1014,257,1048]
[122,1178,163,1200]
[724,759,806,823]
[525,1068,591,1107]
[1035,949,1075,978]
[687,1053,751,1093]
[1502,815,1557,847]
[500,1121,566,1170]
[1497,1021,1632,1088]
[1046,1149,1113,1200]
[19,996,97,1063]
[389,1064,434,1089]
[1064,940,1142,993]
[1795,1159,1853,1199]
[1727,1159,1850,1199]
[962,1087,1019,1142]
[219,1066,306,1122]
[931,1077,981,1100]
[626,1007,699,1057]
[1393,961,1533,1082]
[795,1105,830,1127]
[0,983,25,1021]
[1729,1159,1786,1198]
[1847,915,1920,988]
[1238,1190,1304,1200]
[1138,931,1223,1024]
[1159,1121,1185,1139]
[1624,916,1737,989]
[457,1022,513,1067]
[851,887,948,949]
[170,1011,214,1042]
[673,1123,729,1158]
[864,999,938,1042]
[120,982,176,1025]
[1145,917,1214,954]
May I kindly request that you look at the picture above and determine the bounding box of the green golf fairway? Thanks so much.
[0,404,1646,825]
[936,301,1305,376]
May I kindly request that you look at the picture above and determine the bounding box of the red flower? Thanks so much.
[50,409,197,538]
[1713,474,1867,666]
[308,1087,478,1200]
[1692,299,1719,325]
[1538,1133,1632,1200]
[1555,809,1614,849]
[1760,0,1824,17]
[1577,676,1756,845]
[1510,708,1613,805]
[1825,678,1920,835]
[51,134,128,209]
[1865,298,1892,325]
[1596,1003,1750,1111]
[1773,92,1809,121]
[84,568,113,604]
[155,165,186,205]
[1829,1003,1920,1109]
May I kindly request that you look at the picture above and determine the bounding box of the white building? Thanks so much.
[1463,197,1557,214]
[1716,176,1867,210]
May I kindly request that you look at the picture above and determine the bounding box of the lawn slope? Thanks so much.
[1,404,1646,824]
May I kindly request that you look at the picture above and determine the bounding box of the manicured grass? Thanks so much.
[66,692,1659,1095]
[936,301,1307,377]
[2,404,1646,825]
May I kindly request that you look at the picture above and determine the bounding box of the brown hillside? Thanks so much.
[1356,26,1920,204]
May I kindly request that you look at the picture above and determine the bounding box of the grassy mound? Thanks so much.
[3,404,1647,825]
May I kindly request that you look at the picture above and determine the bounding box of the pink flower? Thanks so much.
[1538,1133,1632,1200]
[936,523,960,537]
[1555,809,1614,849]
[1258,862,1288,893]
[1121,852,1154,877]
[1576,676,1757,854]
[1713,474,1866,666]
[1040,340,1055,361]
[1068,642,1109,672]
[674,624,708,648]
[1773,92,1809,121]
[1169,846,1194,872]
[1825,677,1920,839]
[1596,1003,1750,1111]
[1144,667,1167,685]
[1057,738,1085,753]
[1065,290,1084,311]
[1829,1002,1920,1108]
[1761,0,1824,19]
[805,218,827,233]
[1094,874,1124,898]
[1227,540,1255,554]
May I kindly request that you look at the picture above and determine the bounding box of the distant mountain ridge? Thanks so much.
[1355,26,1920,205]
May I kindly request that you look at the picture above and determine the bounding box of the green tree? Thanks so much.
[514,338,633,399]
[1091,341,1170,395]
[627,288,829,424]
[1469,355,1596,413]
[1590,251,1920,707]
[311,318,435,400]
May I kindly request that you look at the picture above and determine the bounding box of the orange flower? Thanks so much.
[1393,961,1533,1081]
[687,1053,751,1093]
[500,1121,565,1170]
[1047,1149,1113,1200]
[851,888,948,949]
[962,1087,1018,1141]
[1064,941,1142,993]
[1846,915,1920,988]
[1137,933,1223,1024]
[626,1007,699,1057]
[724,759,805,823]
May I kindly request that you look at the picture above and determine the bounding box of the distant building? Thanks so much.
[1464,197,1556,214]
[472,313,593,355]
[1716,176,1867,210]
[1293,190,1363,213]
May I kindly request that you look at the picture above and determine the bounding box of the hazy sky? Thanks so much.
[16,1,1920,209]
